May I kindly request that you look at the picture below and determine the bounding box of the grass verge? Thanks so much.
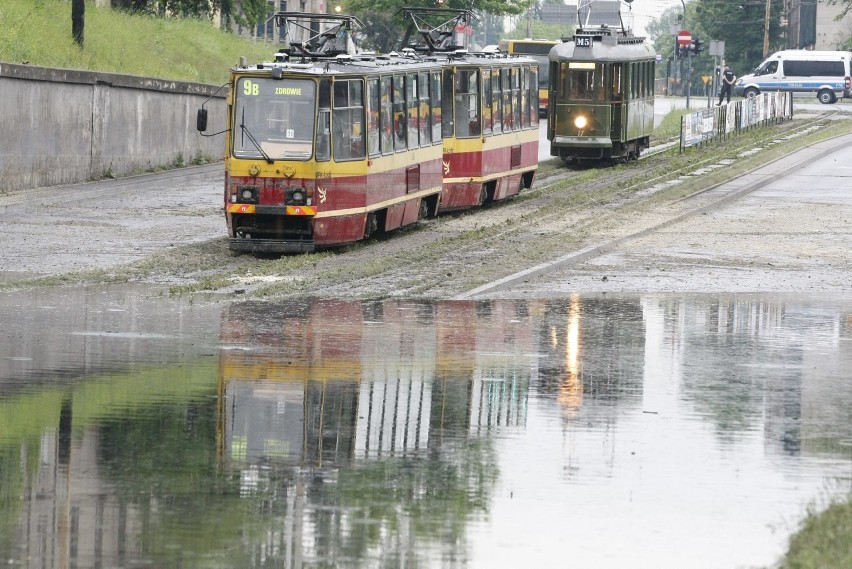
[779,496,852,569]
[0,0,274,84]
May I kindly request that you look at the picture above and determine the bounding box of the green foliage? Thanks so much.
[780,497,852,569]
[646,0,786,93]
[693,0,786,74]
[112,0,272,29]
[0,0,275,84]
[646,5,682,66]
[341,0,528,51]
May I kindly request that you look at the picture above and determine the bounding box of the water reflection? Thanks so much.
[0,291,850,568]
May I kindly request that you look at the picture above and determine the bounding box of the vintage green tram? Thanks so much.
[547,24,656,163]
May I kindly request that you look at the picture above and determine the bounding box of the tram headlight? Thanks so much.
[286,187,307,205]
[235,185,258,204]
[573,115,588,130]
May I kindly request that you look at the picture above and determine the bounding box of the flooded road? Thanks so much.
[2,289,850,569]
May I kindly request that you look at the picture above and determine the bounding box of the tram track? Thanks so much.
[220,108,850,301]
[453,114,848,299]
[281,114,841,300]
[7,110,846,300]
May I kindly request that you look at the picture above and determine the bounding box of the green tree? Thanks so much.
[341,0,529,51]
[693,0,785,75]
[111,0,272,31]
[645,4,681,63]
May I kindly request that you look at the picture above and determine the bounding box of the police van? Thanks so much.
[733,50,852,104]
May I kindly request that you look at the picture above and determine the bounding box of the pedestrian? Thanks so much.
[718,66,736,105]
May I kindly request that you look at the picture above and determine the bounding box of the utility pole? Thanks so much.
[763,0,771,56]
[681,0,687,104]
[527,0,533,38]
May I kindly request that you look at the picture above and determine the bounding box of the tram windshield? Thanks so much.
[233,78,316,161]
[567,62,599,100]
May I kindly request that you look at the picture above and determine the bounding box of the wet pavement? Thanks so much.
[1,288,850,569]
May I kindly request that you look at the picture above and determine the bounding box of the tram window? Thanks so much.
[419,72,431,146]
[367,78,380,157]
[407,74,420,148]
[501,68,512,131]
[557,62,566,97]
[648,62,654,96]
[442,68,454,138]
[332,79,365,161]
[380,77,393,155]
[431,71,442,143]
[521,67,530,128]
[649,63,655,95]
[511,68,521,131]
[482,69,493,135]
[454,68,480,138]
[316,79,331,161]
[530,67,539,127]
[393,75,406,151]
[492,69,502,133]
[570,68,594,100]
[631,63,638,98]
[611,64,622,101]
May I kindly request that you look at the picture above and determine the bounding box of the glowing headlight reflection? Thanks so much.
[573,115,588,129]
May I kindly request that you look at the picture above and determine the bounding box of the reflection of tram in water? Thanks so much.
[198,9,539,253]
[216,300,534,466]
[547,1,655,163]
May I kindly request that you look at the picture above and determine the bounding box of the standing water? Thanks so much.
[1,287,850,568]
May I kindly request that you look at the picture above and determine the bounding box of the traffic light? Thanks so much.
[691,37,705,54]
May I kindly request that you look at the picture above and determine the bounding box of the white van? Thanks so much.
[733,50,852,104]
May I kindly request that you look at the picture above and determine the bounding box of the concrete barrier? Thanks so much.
[0,62,228,192]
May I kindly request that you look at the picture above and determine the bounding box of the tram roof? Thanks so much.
[550,27,656,63]
[232,49,538,77]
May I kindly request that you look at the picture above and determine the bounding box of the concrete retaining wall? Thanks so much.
[0,63,228,192]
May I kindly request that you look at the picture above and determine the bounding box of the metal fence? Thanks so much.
[679,92,794,152]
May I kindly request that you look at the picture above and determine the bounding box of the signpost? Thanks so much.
[676,30,693,108]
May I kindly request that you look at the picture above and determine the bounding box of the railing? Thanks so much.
[679,92,793,152]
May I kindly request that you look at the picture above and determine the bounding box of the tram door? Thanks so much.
[609,63,623,140]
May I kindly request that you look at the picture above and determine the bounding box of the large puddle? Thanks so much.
[1,287,850,568]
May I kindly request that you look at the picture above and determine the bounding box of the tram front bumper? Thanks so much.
[229,238,315,254]
[551,135,613,148]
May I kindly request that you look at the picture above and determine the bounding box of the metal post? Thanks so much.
[763,0,771,57]
[686,49,691,109]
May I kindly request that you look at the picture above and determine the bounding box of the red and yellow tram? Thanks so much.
[403,8,539,211]
[197,10,539,254]
[198,13,444,253]
[438,49,539,211]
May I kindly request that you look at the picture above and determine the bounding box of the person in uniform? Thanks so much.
[718,66,736,105]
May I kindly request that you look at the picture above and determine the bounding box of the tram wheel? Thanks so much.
[365,212,378,237]
[479,186,488,206]
[418,199,429,220]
